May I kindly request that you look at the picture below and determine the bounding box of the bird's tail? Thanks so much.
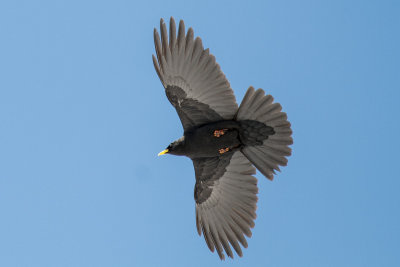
[236,87,293,180]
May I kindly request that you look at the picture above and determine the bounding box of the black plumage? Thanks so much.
[153,17,293,260]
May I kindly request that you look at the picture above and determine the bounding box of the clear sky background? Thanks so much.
[1,0,399,266]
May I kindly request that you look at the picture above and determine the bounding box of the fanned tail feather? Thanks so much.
[236,87,293,180]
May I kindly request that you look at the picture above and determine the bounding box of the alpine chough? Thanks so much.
[153,17,293,260]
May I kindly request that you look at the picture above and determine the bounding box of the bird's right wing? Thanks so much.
[153,17,238,132]
[193,152,258,260]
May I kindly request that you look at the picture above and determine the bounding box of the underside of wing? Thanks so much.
[193,152,258,260]
[153,17,238,131]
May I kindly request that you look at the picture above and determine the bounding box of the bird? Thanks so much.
[153,17,293,260]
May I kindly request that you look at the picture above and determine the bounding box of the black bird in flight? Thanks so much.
[153,17,293,260]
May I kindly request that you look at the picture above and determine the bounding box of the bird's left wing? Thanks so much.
[153,17,238,132]
[193,151,258,260]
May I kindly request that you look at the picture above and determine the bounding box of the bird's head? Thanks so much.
[158,136,186,156]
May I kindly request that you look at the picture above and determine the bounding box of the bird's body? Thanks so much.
[153,17,293,260]
[176,121,241,158]
[167,119,274,158]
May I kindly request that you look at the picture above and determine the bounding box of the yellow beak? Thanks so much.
[158,149,169,156]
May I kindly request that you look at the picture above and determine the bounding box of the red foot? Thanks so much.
[219,147,230,154]
[214,129,228,137]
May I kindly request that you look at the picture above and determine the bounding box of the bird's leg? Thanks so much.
[213,129,228,137]
[218,147,230,154]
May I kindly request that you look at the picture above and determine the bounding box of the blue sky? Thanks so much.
[1,0,399,266]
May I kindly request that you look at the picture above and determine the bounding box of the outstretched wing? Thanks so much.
[153,17,238,132]
[193,152,258,260]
